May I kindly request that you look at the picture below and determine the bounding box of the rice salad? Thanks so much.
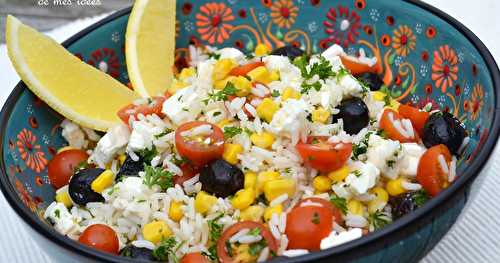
[44,43,467,262]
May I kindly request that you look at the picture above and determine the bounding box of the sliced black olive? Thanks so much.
[389,190,429,220]
[270,45,304,60]
[119,245,156,261]
[357,72,383,91]
[200,159,244,198]
[116,155,145,181]
[332,98,370,135]
[68,168,105,205]
[422,112,466,155]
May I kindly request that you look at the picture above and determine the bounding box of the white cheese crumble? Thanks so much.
[269,99,308,145]
[162,86,202,125]
[44,202,78,235]
[366,134,403,180]
[90,124,130,168]
[60,119,86,149]
[345,161,380,195]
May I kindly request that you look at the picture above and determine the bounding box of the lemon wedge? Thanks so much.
[6,16,139,132]
[126,0,177,98]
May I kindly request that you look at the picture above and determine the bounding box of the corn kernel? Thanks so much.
[240,205,264,222]
[235,244,257,263]
[56,146,75,154]
[328,166,350,183]
[91,170,115,193]
[386,178,407,196]
[256,98,279,122]
[250,132,275,149]
[232,76,252,97]
[222,143,244,165]
[214,76,236,90]
[212,59,237,81]
[281,87,301,101]
[372,91,399,110]
[168,201,184,222]
[232,188,256,210]
[195,191,218,214]
[313,175,333,193]
[370,187,389,202]
[269,70,280,81]
[368,199,387,214]
[263,178,296,202]
[217,119,233,128]
[347,200,364,216]
[142,221,172,244]
[55,186,72,208]
[244,172,257,190]
[118,154,127,165]
[312,107,330,124]
[179,67,196,81]
[167,79,189,94]
[256,171,281,194]
[255,43,270,57]
[264,204,283,222]
[247,66,272,84]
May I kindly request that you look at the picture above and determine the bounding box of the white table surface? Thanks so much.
[0,1,499,262]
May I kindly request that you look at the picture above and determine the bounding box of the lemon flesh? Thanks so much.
[126,0,177,98]
[6,15,139,132]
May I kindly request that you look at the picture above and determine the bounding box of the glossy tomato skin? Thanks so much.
[296,136,352,173]
[297,197,343,225]
[379,108,419,143]
[117,96,166,124]
[229,62,265,76]
[340,55,381,75]
[416,144,452,197]
[180,252,210,263]
[285,204,333,251]
[398,104,430,137]
[175,121,225,166]
[79,224,119,254]
[48,149,89,189]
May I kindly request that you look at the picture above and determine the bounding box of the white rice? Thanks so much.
[244,103,257,117]
[437,154,449,174]
[448,156,457,182]
[257,247,270,262]
[283,249,309,257]
[179,124,213,137]
[401,181,422,191]
[229,228,249,243]
[269,194,289,207]
[237,234,262,244]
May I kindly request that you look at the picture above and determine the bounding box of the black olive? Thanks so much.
[357,72,383,91]
[200,159,244,198]
[116,155,144,180]
[119,245,156,261]
[422,112,466,155]
[389,190,429,220]
[270,45,304,60]
[68,168,105,205]
[332,98,370,135]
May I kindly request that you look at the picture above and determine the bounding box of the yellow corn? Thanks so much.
[328,166,350,183]
[264,204,283,222]
[179,67,196,81]
[231,188,256,210]
[55,188,72,208]
[247,66,272,84]
[90,170,115,193]
[168,201,184,222]
[347,200,364,216]
[256,171,281,194]
[142,221,172,244]
[222,143,244,165]
[234,244,256,263]
[368,187,389,213]
[255,43,270,57]
[118,154,127,165]
[386,178,407,196]
[263,178,296,202]
[371,187,389,202]
[313,175,333,193]
[281,87,301,101]
[195,191,218,214]
[244,172,257,190]
[217,119,233,128]
[256,98,279,122]
[56,146,75,154]
[212,58,237,81]
[240,205,264,222]
[372,91,400,110]
[269,70,280,81]
[214,76,236,90]
[312,107,330,124]
[232,76,252,97]
[250,132,275,149]
[167,79,189,94]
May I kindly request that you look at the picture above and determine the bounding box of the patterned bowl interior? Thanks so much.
[2,0,496,233]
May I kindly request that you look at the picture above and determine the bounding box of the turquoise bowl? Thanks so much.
[1,0,499,262]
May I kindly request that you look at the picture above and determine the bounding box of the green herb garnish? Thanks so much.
[54,209,60,218]
[271,90,280,97]
[208,52,221,60]
[248,227,261,236]
[412,189,429,207]
[152,237,178,262]
[330,196,348,214]
[369,211,392,230]
[203,82,238,104]
[223,126,243,139]
[143,165,174,191]
[249,239,267,256]
[138,146,158,163]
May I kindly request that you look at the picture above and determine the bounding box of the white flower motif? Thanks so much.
[42,175,50,184]
[184,20,194,32]
[369,9,380,22]
[458,51,465,63]
[11,151,18,162]
[111,31,120,43]
[411,94,419,104]
[228,0,238,4]
[464,83,471,96]
[347,47,356,56]
[258,12,268,23]
[415,24,423,34]
[419,64,428,77]
[26,104,33,114]
[42,135,50,145]
[308,21,318,33]
[394,56,403,67]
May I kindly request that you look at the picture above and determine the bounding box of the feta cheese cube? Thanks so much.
[60,119,86,149]
[269,99,308,144]
[90,124,130,167]
[217,47,245,63]
[345,162,380,195]
[44,202,78,235]
[400,143,426,177]
[162,86,202,125]
[366,134,403,179]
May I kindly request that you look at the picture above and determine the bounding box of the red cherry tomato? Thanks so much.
[173,164,200,186]
[180,252,210,263]
[48,149,89,189]
[296,136,352,172]
[398,104,430,136]
[285,203,333,251]
[175,121,225,166]
[229,62,265,76]
[379,108,419,143]
[117,96,166,124]
[217,221,277,263]
[340,55,380,75]
[79,224,119,254]
[416,144,452,197]
[297,197,343,224]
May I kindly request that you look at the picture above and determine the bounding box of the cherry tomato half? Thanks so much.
[296,136,352,172]
[340,55,380,76]
[175,121,225,166]
[217,221,277,263]
[379,108,419,143]
[173,164,200,186]
[285,202,333,251]
[180,252,210,263]
[48,149,89,189]
[297,197,343,225]
[398,104,430,137]
[229,62,265,76]
[416,144,452,197]
[79,224,119,254]
[117,96,166,124]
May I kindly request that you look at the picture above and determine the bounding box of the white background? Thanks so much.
[0,0,499,262]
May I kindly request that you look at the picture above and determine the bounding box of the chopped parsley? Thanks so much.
[225,241,234,257]
[206,213,224,260]
[330,196,348,214]
[352,170,362,177]
[376,129,387,138]
[107,186,119,195]
[152,237,178,262]
[412,189,429,207]
[386,159,396,168]
[311,212,321,224]
[352,132,372,160]
[212,111,222,117]
[369,211,392,230]
[249,239,267,256]
[203,82,238,104]
[223,126,243,139]
[283,167,292,174]
[248,227,261,236]
[138,146,158,163]
[54,209,60,218]
[143,165,174,191]
[243,127,253,136]
[154,129,173,139]
[383,94,392,107]
[171,155,189,166]
[207,52,221,60]
[271,90,280,97]
[300,81,322,94]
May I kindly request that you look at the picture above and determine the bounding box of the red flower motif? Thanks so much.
[196,2,235,44]
[15,179,37,211]
[87,48,120,78]
[469,84,484,120]
[431,45,458,93]
[16,128,47,173]
[322,6,361,47]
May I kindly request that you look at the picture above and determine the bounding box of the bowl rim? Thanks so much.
[1,1,499,262]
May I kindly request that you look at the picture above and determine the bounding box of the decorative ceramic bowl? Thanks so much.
[1,0,499,262]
